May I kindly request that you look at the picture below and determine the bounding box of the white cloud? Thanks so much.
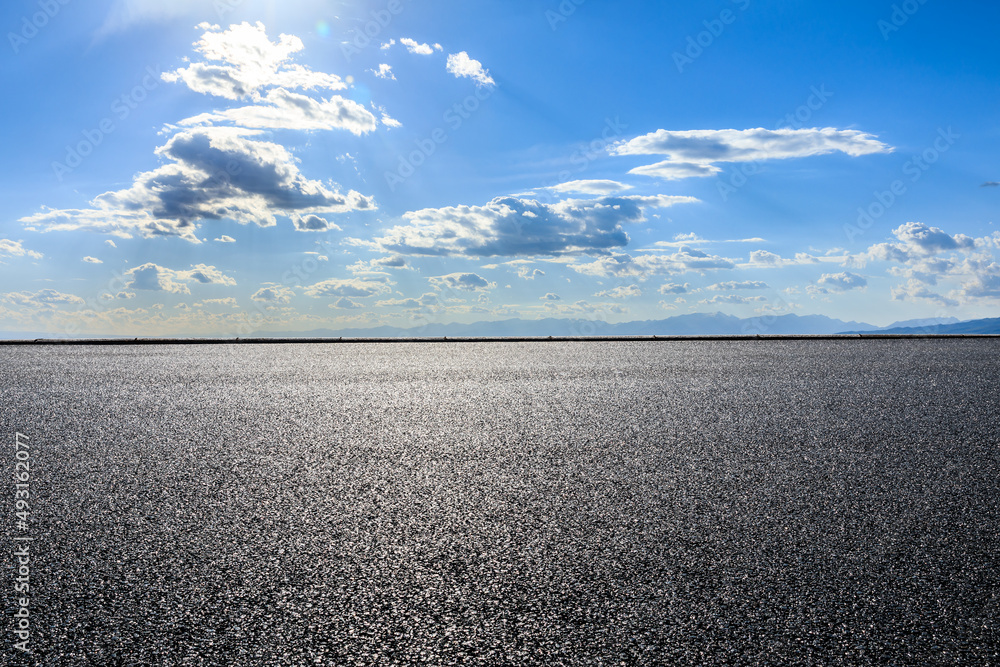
[380,39,395,50]
[429,273,495,292]
[163,22,346,101]
[251,284,295,304]
[659,282,691,294]
[82,256,103,264]
[745,250,821,268]
[178,87,377,134]
[370,64,396,80]
[571,249,736,280]
[614,128,892,181]
[400,38,435,55]
[517,267,545,280]
[376,293,440,309]
[215,235,236,243]
[304,278,392,298]
[22,127,374,242]
[124,263,236,295]
[549,180,632,195]
[0,239,43,260]
[699,294,768,305]
[380,112,402,129]
[376,195,697,258]
[2,289,85,309]
[594,285,641,299]
[708,280,769,290]
[809,272,868,294]
[332,297,364,309]
[446,51,495,87]
[292,214,341,232]
[104,239,117,248]
[194,297,239,309]
[628,162,722,180]
[891,279,958,307]
[857,222,976,267]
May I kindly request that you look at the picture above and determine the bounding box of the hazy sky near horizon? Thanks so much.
[1,0,998,335]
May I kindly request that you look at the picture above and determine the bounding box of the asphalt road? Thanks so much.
[2,340,998,664]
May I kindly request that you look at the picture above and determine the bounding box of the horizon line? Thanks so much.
[2,334,999,346]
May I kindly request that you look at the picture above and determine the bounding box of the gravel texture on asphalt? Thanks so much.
[1,340,998,665]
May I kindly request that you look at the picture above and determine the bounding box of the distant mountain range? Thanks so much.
[251,314,1000,338]
[840,317,1000,335]
[2,314,997,341]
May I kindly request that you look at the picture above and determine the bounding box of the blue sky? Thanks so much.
[1,0,998,336]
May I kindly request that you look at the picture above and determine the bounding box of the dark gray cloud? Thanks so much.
[376,195,696,257]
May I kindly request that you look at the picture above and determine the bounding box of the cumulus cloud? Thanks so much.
[194,297,239,309]
[540,293,561,301]
[400,38,436,55]
[0,239,43,260]
[809,272,868,295]
[292,214,340,232]
[891,279,958,307]
[745,250,821,268]
[124,263,237,295]
[215,235,236,243]
[446,52,495,87]
[613,128,891,181]
[251,283,295,304]
[549,180,632,195]
[517,267,545,280]
[178,87,377,134]
[2,289,85,309]
[82,256,103,264]
[304,278,391,298]
[958,259,1000,300]
[23,23,380,244]
[370,64,396,80]
[571,248,736,280]
[163,22,346,101]
[699,294,768,305]
[628,162,722,180]
[376,195,696,258]
[859,222,975,266]
[429,273,495,292]
[376,293,440,309]
[332,297,363,309]
[104,239,117,248]
[594,285,641,299]
[708,280,769,290]
[22,127,374,242]
[659,282,690,294]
